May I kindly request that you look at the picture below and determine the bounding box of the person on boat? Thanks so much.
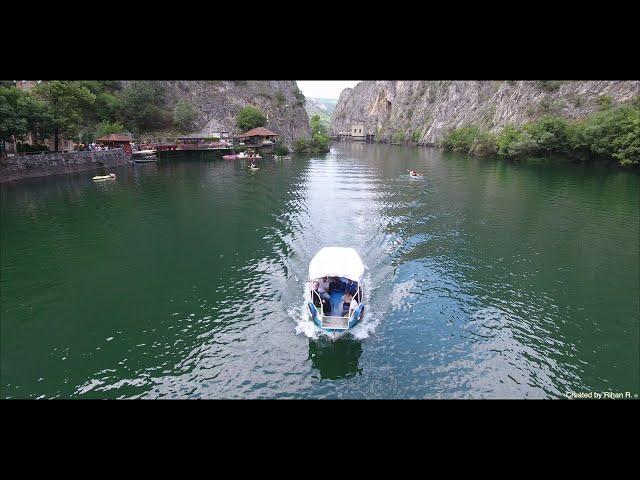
[342,291,352,313]
[317,276,331,301]
[345,279,358,296]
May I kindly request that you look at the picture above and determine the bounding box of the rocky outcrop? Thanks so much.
[330,81,640,144]
[0,149,128,182]
[145,81,311,146]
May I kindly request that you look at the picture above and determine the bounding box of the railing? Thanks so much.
[308,279,364,330]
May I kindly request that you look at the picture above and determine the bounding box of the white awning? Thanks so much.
[308,247,365,283]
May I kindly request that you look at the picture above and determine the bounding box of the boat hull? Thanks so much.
[308,302,364,338]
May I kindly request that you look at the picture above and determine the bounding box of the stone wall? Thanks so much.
[0,149,128,183]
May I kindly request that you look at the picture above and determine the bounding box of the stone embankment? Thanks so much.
[0,149,128,183]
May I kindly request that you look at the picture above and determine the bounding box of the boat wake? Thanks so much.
[288,300,380,341]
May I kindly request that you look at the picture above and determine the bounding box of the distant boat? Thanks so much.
[132,149,156,157]
[223,151,262,161]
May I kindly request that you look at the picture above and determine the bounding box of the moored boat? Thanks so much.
[133,156,157,163]
[223,150,262,161]
[307,247,366,339]
[132,149,157,157]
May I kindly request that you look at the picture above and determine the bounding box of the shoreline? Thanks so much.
[0,149,129,183]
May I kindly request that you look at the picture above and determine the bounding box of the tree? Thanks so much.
[236,106,266,131]
[525,116,568,156]
[310,114,330,151]
[17,94,54,146]
[33,81,96,151]
[95,121,125,140]
[293,115,330,153]
[293,85,306,106]
[0,86,27,144]
[117,81,171,133]
[440,126,479,152]
[173,100,199,132]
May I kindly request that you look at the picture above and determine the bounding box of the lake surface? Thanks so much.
[1,143,638,399]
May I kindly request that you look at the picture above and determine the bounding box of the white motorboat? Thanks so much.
[307,247,366,339]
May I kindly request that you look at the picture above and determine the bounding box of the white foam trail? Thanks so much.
[289,302,322,339]
[288,299,379,341]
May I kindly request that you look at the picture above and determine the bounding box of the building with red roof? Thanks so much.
[235,127,279,147]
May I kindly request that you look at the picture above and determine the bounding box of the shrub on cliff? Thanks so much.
[392,131,405,143]
[274,140,289,156]
[441,126,479,153]
[569,99,640,166]
[236,106,266,132]
[173,100,199,132]
[292,115,330,153]
[525,116,569,156]
[469,130,497,156]
[293,86,305,106]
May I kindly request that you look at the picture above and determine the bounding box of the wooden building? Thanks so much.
[235,127,279,148]
[96,134,132,155]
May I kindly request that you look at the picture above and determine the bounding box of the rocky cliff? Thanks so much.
[126,81,311,146]
[330,81,640,144]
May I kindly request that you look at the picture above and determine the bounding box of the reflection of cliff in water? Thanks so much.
[308,338,363,380]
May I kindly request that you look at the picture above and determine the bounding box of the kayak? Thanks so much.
[93,174,116,181]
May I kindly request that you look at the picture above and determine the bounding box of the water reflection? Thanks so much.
[308,338,363,380]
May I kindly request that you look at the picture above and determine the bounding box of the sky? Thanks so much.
[296,81,361,100]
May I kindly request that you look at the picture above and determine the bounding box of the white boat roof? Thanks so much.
[309,247,365,283]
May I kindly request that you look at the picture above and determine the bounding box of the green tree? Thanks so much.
[17,93,54,146]
[236,106,266,131]
[577,100,640,165]
[118,81,171,133]
[274,139,289,156]
[0,86,28,144]
[293,85,305,106]
[173,100,199,132]
[597,95,613,111]
[469,130,497,156]
[310,114,330,151]
[496,124,538,158]
[440,126,479,152]
[525,116,568,156]
[95,120,125,140]
[33,81,96,151]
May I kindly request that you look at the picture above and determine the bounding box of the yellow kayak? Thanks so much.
[92,173,116,181]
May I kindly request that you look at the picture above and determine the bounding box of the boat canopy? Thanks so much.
[309,247,365,283]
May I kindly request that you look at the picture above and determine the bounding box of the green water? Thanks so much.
[1,143,638,398]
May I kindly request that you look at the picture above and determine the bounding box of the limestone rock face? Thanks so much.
[330,81,640,144]
[122,81,311,146]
